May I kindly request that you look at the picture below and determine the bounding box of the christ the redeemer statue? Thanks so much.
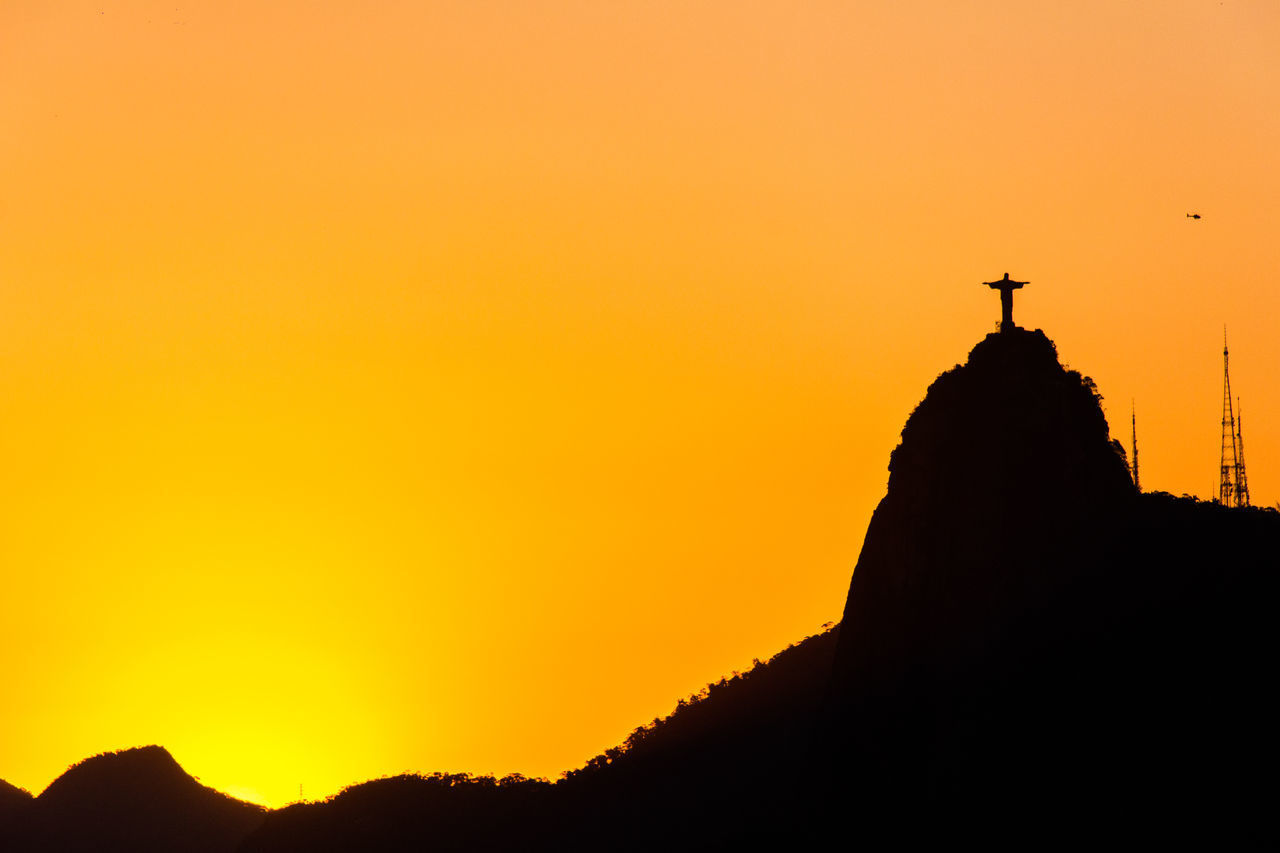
[984,272,1028,331]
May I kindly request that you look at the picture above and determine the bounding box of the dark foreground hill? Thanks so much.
[823,328,1278,842]
[240,327,1280,849]
[0,746,264,853]
[4,327,1276,850]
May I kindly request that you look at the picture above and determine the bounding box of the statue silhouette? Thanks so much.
[983,272,1028,331]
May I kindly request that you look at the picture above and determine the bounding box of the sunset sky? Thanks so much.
[2,0,1278,806]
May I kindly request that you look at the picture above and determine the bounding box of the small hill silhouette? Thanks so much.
[239,772,555,852]
[1,746,264,853]
[238,626,839,851]
[0,779,34,826]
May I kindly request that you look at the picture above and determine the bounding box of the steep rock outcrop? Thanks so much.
[823,328,1276,841]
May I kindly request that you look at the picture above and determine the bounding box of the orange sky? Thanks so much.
[2,0,1278,806]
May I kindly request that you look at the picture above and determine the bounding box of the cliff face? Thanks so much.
[823,328,1275,839]
[833,329,1133,713]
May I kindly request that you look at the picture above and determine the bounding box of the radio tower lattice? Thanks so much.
[1219,329,1250,507]
[1236,398,1250,507]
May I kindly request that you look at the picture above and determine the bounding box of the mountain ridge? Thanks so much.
[4,326,1276,849]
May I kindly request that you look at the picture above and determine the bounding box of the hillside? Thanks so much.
[0,779,34,827]
[0,746,265,853]
[238,625,839,851]
[550,622,839,849]
[823,328,1278,842]
[5,326,1276,849]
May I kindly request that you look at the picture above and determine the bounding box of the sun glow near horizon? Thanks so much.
[3,0,1279,807]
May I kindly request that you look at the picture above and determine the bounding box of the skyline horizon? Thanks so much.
[2,316,1267,808]
[3,0,1278,807]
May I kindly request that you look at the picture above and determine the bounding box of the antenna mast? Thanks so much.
[1219,329,1250,506]
[1236,398,1250,507]
[1130,402,1140,492]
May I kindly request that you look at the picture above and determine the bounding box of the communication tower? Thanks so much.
[1130,403,1140,492]
[1235,399,1250,506]
[1218,330,1250,506]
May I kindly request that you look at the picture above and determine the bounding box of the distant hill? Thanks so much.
[0,628,840,852]
[238,772,555,852]
[0,779,34,827]
[238,625,839,851]
[0,746,264,853]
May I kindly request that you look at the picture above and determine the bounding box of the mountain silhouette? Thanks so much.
[822,327,1277,843]
[238,772,555,852]
[0,779,34,827]
[4,326,1276,850]
[0,746,264,853]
